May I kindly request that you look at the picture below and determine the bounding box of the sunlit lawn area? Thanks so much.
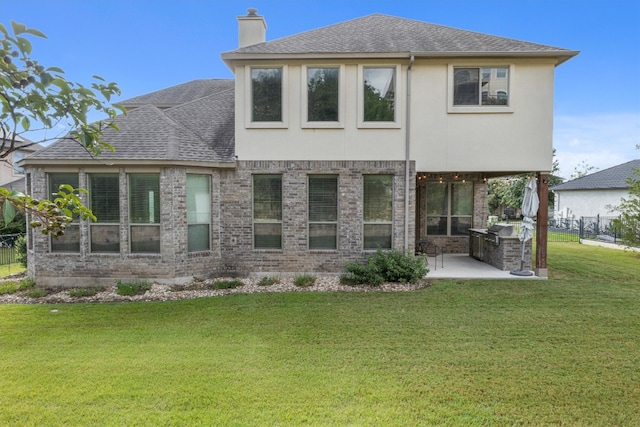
[0,242,638,426]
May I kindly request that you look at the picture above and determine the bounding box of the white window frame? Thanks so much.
[448,64,514,114]
[245,65,289,128]
[301,65,345,128]
[357,64,402,128]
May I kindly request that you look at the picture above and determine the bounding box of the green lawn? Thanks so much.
[1,243,638,426]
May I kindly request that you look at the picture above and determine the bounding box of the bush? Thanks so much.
[209,279,243,290]
[25,288,47,298]
[294,274,316,287]
[341,249,427,286]
[257,276,280,287]
[0,277,35,295]
[115,280,151,296]
[15,235,27,268]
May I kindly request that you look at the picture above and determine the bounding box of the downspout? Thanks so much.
[404,55,415,253]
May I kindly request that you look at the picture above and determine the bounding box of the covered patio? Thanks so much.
[425,253,544,280]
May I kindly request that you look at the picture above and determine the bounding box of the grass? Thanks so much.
[0,242,639,425]
[115,280,151,296]
[0,263,26,277]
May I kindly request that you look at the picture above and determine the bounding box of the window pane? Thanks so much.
[254,223,282,249]
[90,174,119,222]
[13,152,24,174]
[426,182,448,215]
[90,225,120,253]
[363,67,395,121]
[253,175,282,221]
[187,175,210,224]
[426,217,447,236]
[452,182,473,215]
[364,175,393,222]
[309,223,336,250]
[308,67,339,121]
[454,68,479,105]
[51,224,80,252]
[309,176,337,222]
[129,174,160,224]
[452,217,472,236]
[188,224,210,252]
[49,173,79,197]
[131,225,160,253]
[481,67,509,105]
[252,68,282,122]
[364,224,392,249]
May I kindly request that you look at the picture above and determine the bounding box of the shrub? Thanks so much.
[68,287,104,298]
[115,280,152,296]
[257,276,280,287]
[25,288,47,298]
[341,249,428,286]
[0,277,36,295]
[294,274,316,287]
[15,235,27,268]
[209,279,243,290]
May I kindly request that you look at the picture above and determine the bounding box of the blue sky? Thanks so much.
[2,0,639,178]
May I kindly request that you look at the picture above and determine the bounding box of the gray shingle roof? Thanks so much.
[120,79,234,108]
[27,83,236,163]
[222,14,577,62]
[551,160,640,191]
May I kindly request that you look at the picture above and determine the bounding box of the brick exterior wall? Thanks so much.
[26,161,415,286]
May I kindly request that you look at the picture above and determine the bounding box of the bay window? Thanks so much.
[48,173,80,252]
[89,174,120,253]
[187,174,211,252]
[129,174,160,253]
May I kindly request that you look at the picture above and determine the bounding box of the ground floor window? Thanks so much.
[48,173,80,252]
[129,174,160,253]
[309,175,338,249]
[363,175,393,249]
[187,174,211,252]
[89,173,120,253]
[426,181,473,236]
[253,175,282,249]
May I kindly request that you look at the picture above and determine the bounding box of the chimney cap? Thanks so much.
[247,8,258,16]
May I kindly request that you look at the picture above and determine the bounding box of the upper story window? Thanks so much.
[12,152,24,175]
[246,66,288,128]
[358,65,401,128]
[302,66,345,128]
[449,65,512,113]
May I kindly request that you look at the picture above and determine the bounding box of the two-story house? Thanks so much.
[23,11,578,287]
[1,134,41,192]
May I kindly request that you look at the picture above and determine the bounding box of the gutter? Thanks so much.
[404,54,414,253]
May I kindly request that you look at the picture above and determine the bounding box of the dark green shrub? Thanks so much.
[209,279,243,290]
[257,276,280,287]
[15,235,27,268]
[115,280,151,296]
[341,249,427,286]
[294,274,316,287]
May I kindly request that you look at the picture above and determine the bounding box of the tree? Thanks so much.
[1,21,124,235]
[570,160,597,180]
[611,153,640,247]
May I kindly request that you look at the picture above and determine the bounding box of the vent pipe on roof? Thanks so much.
[237,8,267,48]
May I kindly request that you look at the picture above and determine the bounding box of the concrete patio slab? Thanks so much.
[425,254,543,279]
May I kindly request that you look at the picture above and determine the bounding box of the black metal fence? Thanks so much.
[0,233,24,266]
[548,215,622,244]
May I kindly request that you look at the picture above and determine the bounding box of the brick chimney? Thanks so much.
[237,8,267,48]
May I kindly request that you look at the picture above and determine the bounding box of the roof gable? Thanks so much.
[222,14,578,63]
[551,159,640,191]
[120,79,234,109]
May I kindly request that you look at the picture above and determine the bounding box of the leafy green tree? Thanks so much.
[611,153,640,247]
[1,21,123,235]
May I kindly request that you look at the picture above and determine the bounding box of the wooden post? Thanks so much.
[536,173,549,277]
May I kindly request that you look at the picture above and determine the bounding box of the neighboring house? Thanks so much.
[0,134,41,190]
[23,11,578,286]
[551,159,640,220]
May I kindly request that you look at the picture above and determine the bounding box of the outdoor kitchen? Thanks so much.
[469,224,532,272]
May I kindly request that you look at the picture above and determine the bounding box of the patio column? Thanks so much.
[535,172,549,277]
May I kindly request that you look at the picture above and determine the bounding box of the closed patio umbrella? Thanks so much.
[511,176,539,276]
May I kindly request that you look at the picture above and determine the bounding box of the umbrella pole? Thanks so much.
[511,233,533,276]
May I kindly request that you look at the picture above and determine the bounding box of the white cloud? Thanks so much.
[553,113,640,179]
